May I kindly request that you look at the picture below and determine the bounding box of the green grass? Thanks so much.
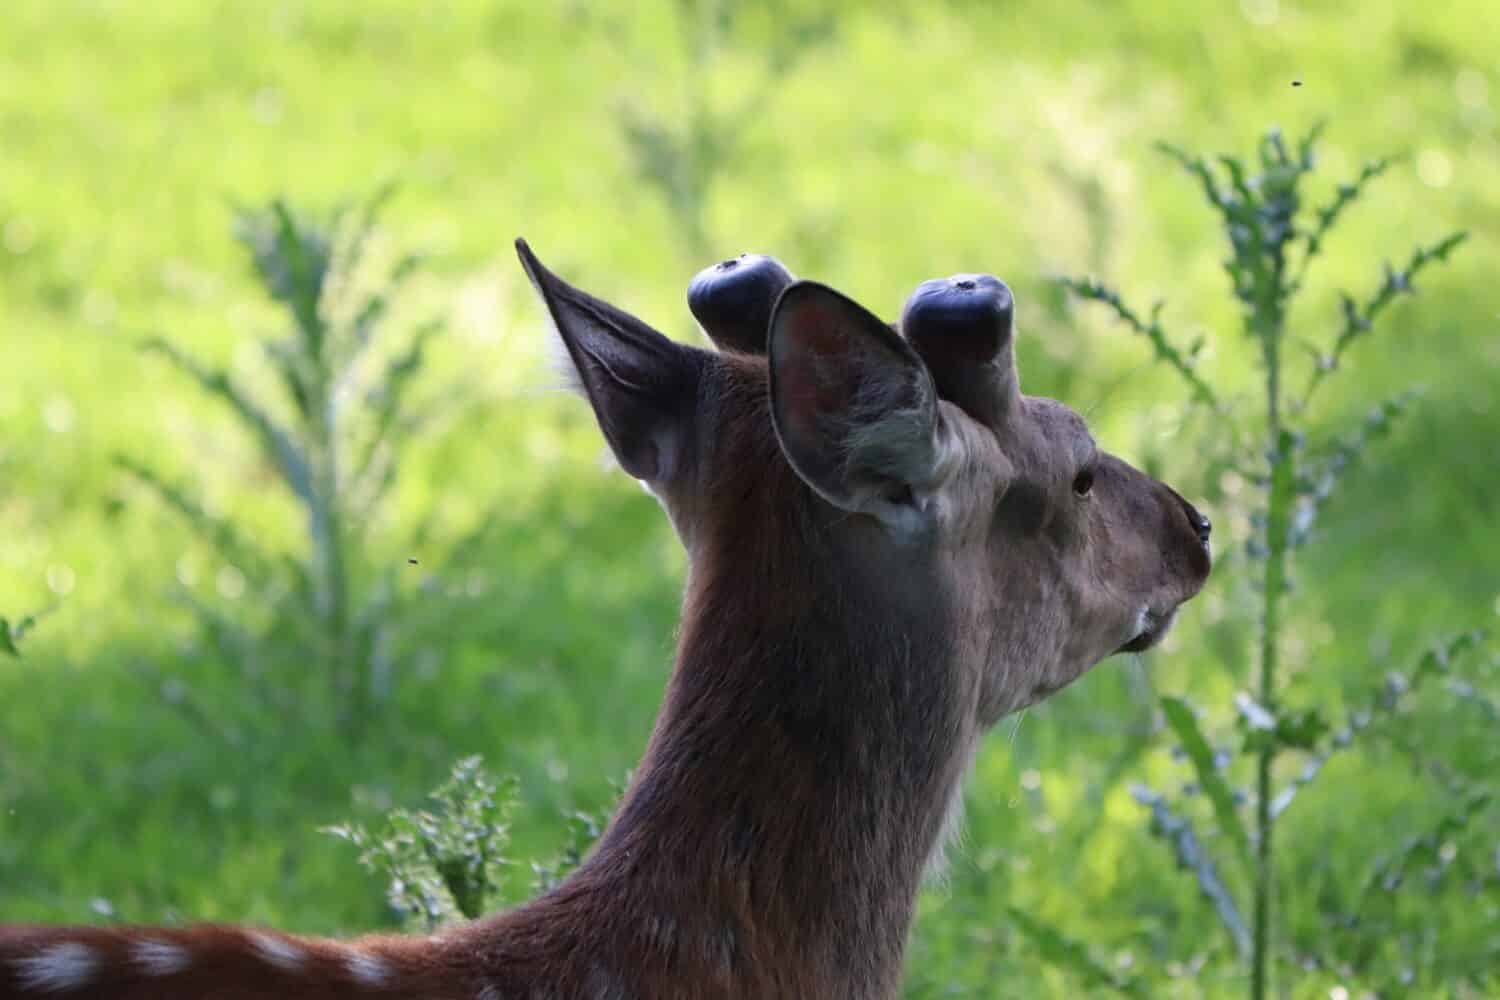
[2,1,1497,996]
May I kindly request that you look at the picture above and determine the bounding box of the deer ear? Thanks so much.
[516,239,703,483]
[769,281,945,527]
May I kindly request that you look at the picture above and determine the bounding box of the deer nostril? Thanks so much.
[1174,494,1211,544]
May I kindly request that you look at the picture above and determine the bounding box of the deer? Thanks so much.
[1,239,1212,999]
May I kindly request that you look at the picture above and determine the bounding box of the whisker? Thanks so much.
[1008,708,1029,744]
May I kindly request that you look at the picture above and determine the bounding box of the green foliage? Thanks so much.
[0,612,38,656]
[326,757,618,930]
[1233,696,1328,755]
[1129,785,1250,960]
[1006,906,1147,998]
[1063,127,1491,998]
[1052,278,1216,407]
[117,190,447,735]
[1270,631,1488,821]
[614,1,837,257]
[325,756,520,929]
[528,790,619,896]
[1160,697,1251,871]
[1299,233,1469,409]
[1320,790,1498,994]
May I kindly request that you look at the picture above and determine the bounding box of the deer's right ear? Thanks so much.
[516,239,703,483]
[769,281,947,529]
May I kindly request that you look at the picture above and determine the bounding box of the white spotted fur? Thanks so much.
[131,937,191,976]
[247,930,305,971]
[13,941,98,992]
[344,948,392,986]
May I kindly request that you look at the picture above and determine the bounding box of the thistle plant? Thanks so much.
[325,756,521,929]
[119,189,446,736]
[1051,126,1492,996]
[328,756,618,930]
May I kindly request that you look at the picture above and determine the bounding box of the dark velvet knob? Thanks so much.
[900,274,1017,424]
[687,254,797,355]
[899,274,1013,363]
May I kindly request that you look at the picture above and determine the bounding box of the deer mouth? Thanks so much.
[1116,606,1178,655]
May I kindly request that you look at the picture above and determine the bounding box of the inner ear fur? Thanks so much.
[768,281,947,520]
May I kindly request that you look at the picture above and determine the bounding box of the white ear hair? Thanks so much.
[542,311,586,395]
[516,238,704,484]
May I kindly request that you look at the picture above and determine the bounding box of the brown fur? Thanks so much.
[1,246,1210,999]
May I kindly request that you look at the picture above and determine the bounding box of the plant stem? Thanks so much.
[311,366,355,733]
[1252,292,1293,1000]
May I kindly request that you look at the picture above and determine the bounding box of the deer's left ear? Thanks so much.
[769,281,947,530]
[517,239,705,483]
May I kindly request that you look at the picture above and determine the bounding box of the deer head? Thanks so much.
[521,240,1211,728]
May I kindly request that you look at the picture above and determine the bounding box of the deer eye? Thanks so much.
[1072,466,1096,497]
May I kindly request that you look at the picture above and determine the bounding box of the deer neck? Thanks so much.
[576,520,976,997]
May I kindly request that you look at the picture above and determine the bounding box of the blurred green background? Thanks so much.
[1,1,1496,996]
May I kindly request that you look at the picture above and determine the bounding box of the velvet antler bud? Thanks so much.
[900,274,1019,424]
[687,254,796,355]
